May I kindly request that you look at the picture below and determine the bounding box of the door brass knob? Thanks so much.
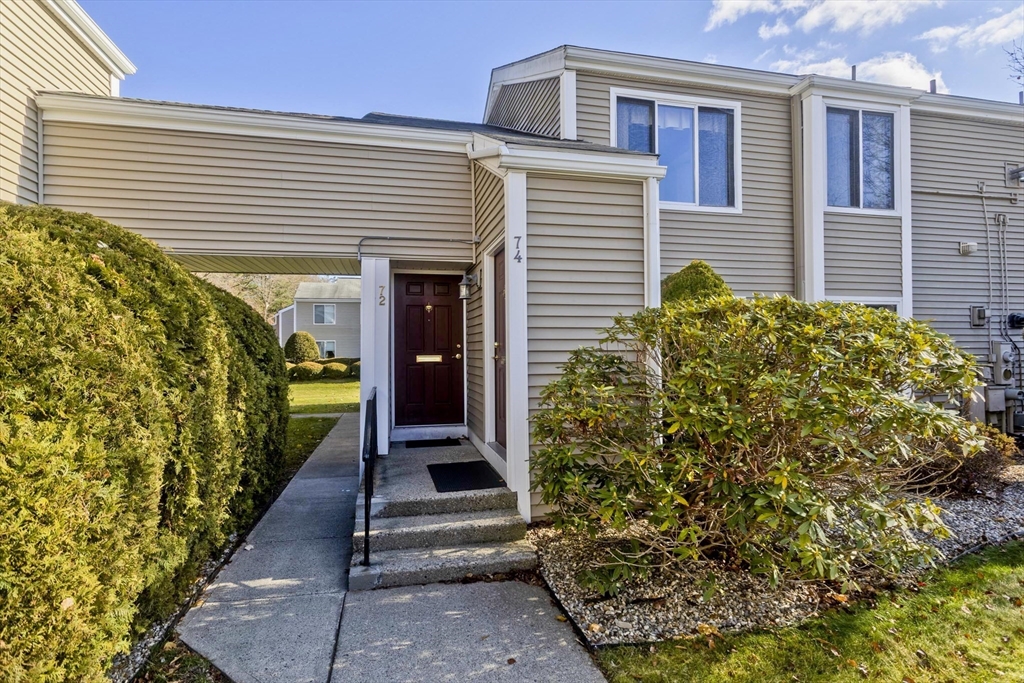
[454,353,462,360]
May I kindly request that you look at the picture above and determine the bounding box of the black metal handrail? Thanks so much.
[361,387,378,567]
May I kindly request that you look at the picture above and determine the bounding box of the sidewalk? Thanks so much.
[178,414,360,683]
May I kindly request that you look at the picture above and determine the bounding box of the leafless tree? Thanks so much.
[198,273,323,322]
[1008,40,1024,87]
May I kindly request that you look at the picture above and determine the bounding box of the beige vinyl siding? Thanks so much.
[575,72,794,296]
[823,213,902,298]
[42,122,475,261]
[0,0,113,204]
[910,111,1024,360]
[466,163,505,442]
[295,300,361,358]
[486,77,560,138]
[526,173,646,516]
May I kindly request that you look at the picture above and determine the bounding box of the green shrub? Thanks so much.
[290,361,324,381]
[906,423,1018,495]
[350,361,361,379]
[661,259,732,303]
[285,362,296,371]
[0,204,286,680]
[321,362,350,379]
[532,295,984,595]
[284,331,319,363]
[315,356,358,366]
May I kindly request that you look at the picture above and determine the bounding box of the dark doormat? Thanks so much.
[427,460,506,493]
[403,437,462,449]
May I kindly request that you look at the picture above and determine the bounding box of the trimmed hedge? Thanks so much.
[350,361,361,379]
[290,361,324,381]
[0,204,288,681]
[321,362,350,379]
[661,259,733,303]
[284,331,320,363]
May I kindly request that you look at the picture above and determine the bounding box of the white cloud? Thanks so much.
[917,5,1024,53]
[772,51,949,92]
[707,0,943,34]
[705,0,782,31]
[796,0,944,34]
[703,53,719,64]
[759,18,792,39]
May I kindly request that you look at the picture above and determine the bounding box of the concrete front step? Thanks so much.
[364,485,519,519]
[352,508,526,553]
[348,539,537,591]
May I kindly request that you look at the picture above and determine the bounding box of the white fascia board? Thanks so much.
[484,47,567,121]
[45,0,136,79]
[494,144,667,180]
[36,93,474,154]
[564,46,797,96]
[791,75,920,105]
[913,94,1024,124]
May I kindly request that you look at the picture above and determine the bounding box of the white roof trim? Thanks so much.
[36,93,474,153]
[913,93,1024,124]
[564,45,797,96]
[45,0,136,79]
[469,134,666,180]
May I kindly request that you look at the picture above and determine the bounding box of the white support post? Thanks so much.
[360,257,391,456]
[643,176,661,308]
[899,104,913,317]
[504,171,531,521]
[801,94,826,301]
[559,70,577,141]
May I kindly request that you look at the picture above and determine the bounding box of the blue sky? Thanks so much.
[81,0,1024,123]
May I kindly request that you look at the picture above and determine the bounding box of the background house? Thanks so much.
[275,280,361,358]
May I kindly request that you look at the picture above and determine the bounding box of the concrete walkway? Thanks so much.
[290,412,350,419]
[178,414,360,683]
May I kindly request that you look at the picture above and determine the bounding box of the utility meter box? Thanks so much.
[991,342,1016,385]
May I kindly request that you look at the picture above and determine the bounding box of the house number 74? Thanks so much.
[379,285,386,306]
[513,236,523,263]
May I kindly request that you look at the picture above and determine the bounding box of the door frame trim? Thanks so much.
[389,268,468,431]
[481,233,505,446]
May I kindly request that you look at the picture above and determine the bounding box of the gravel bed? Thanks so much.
[533,466,1024,647]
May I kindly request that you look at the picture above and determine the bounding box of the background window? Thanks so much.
[316,340,336,358]
[827,107,895,210]
[616,98,654,153]
[313,303,335,324]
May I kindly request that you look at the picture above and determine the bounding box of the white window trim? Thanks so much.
[825,296,904,316]
[824,99,902,215]
[316,340,337,358]
[312,303,336,325]
[609,86,743,214]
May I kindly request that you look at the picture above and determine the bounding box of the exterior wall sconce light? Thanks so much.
[459,273,478,300]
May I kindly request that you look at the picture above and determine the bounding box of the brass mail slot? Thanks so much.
[416,354,443,363]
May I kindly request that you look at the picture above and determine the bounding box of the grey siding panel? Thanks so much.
[466,163,505,442]
[278,307,295,346]
[42,122,474,262]
[0,0,112,203]
[910,111,1024,360]
[486,77,560,138]
[575,72,794,296]
[824,213,903,297]
[294,300,361,358]
[526,174,645,516]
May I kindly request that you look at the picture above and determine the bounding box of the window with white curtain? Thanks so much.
[313,303,335,325]
[316,340,336,358]
[826,106,895,210]
[615,91,739,210]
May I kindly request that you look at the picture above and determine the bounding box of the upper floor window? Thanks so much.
[826,107,894,210]
[614,90,740,211]
[313,304,336,325]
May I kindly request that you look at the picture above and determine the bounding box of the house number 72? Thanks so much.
[513,236,523,263]
[379,285,386,306]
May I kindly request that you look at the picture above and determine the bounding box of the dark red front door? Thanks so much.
[394,274,465,426]
[493,249,507,448]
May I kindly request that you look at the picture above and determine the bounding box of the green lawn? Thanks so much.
[288,378,360,414]
[598,542,1024,683]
